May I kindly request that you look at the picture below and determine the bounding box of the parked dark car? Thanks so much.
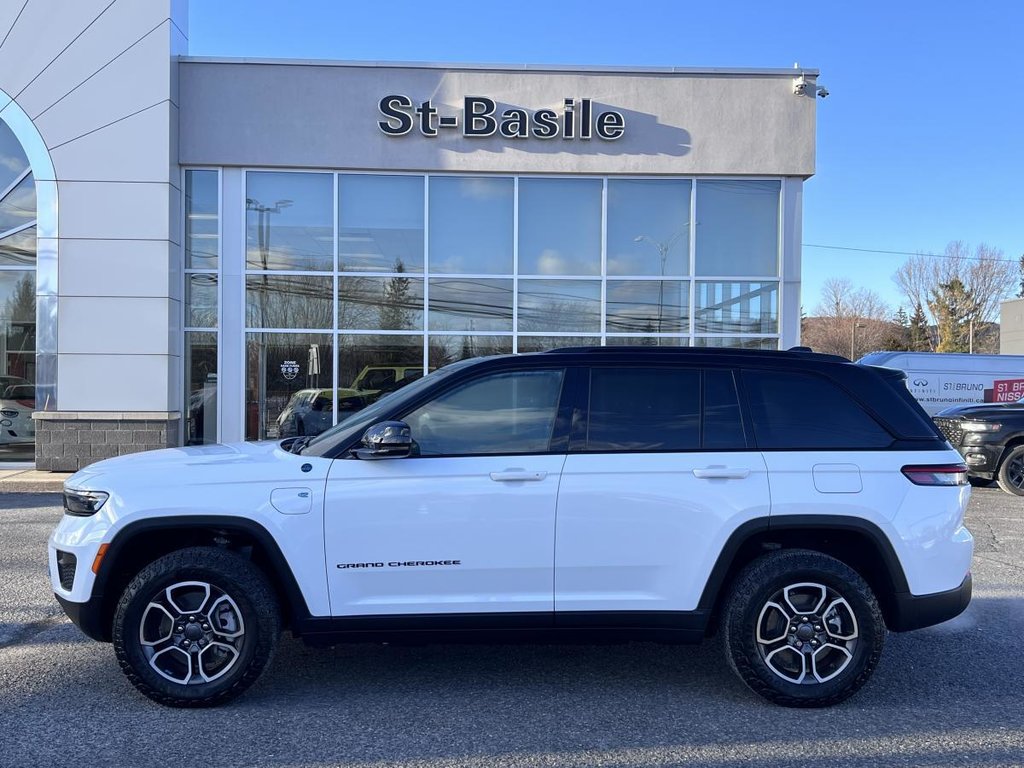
[933,400,1024,495]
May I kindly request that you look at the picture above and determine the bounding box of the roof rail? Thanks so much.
[544,346,850,362]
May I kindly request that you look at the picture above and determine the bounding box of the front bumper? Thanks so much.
[888,572,972,632]
[54,592,111,642]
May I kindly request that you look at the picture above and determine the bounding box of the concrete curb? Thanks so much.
[0,470,70,495]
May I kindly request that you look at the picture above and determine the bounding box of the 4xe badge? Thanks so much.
[280,360,300,381]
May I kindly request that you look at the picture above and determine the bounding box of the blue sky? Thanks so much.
[189,0,1024,315]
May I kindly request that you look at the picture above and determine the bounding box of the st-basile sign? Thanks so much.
[378,96,626,140]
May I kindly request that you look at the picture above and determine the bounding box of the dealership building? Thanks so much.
[0,1,819,470]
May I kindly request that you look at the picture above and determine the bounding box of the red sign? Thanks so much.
[993,378,1024,402]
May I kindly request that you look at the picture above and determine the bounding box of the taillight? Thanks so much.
[901,464,968,486]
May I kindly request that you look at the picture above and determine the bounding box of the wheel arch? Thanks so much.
[698,516,910,633]
[90,516,310,642]
[994,436,1024,470]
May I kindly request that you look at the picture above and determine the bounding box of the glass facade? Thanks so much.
[0,119,36,462]
[184,170,220,445]
[217,171,783,440]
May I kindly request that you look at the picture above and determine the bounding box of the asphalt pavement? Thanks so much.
[1,488,1022,768]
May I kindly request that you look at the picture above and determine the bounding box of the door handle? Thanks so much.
[692,467,750,479]
[489,470,548,482]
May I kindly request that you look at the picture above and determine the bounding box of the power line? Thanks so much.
[803,243,1020,264]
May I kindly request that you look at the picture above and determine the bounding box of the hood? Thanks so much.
[935,402,1024,418]
[66,440,292,487]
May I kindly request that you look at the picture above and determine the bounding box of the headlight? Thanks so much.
[961,421,1001,433]
[63,489,109,517]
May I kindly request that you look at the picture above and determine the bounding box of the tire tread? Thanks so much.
[112,546,280,708]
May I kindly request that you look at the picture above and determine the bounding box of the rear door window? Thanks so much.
[584,367,746,452]
[742,369,893,449]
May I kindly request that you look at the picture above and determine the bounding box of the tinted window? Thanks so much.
[404,370,565,456]
[587,368,701,451]
[743,370,893,449]
[704,369,746,449]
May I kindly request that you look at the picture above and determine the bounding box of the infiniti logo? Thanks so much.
[913,378,929,387]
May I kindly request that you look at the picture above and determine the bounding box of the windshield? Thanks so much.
[297,359,479,457]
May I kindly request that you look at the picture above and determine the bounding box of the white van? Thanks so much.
[857,351,1024,415]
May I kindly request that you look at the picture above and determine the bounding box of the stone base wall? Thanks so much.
[34,413,181,472]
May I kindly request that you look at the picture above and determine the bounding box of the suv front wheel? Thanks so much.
[112,546,281,707]
[723,549,884,707]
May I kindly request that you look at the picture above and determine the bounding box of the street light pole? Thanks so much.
[850,321,866,360]
[634,232,684,344]
[245,197,292,439]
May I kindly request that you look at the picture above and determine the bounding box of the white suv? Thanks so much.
[49,347,973,708]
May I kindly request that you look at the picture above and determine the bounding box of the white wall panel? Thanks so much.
[58,239,175,298]
[33,28,174,149]
[60,297,172,355]
[15,6,175,119]
[0,1,111,99]
[48,102,174,184]
[58,181,174,241]
[58,354,173,411]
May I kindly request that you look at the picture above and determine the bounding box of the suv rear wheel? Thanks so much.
[723,549,884,707]
[112,546,280,707]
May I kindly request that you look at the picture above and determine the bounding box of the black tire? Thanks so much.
[996,445,1024,496]
[723,549,884,708]
[113,546,280,707]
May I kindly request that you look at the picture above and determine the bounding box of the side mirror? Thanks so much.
[354,421,412,460]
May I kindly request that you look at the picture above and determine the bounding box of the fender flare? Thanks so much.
[696,515,910,612]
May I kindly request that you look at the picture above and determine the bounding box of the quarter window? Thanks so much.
[743,370,892,449]
[403,369,565,456]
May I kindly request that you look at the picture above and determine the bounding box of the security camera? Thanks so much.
[793,76,808,96]
[816,86,829,98]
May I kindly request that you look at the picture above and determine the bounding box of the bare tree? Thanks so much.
[893,242,1015,330]
[802,278,893,358]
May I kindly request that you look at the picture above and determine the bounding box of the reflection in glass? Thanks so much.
[186,274,217,328]
[0,225,35,267]
[518,178,601,275]
[246,172,333,271]
[246,332,334,440]
[0,270,36,462]
[695,180,780,276]
[605,336,686,347]
[339,175,424,273]
[246,275,332,330]
[693,336,778,350]
[338,334,424,393]
[337,334,425,421]
[339,274,424,331]
[429,176,513,274]
[429,278,513,331]
[516,336,599,353]
[606,280,688,333]
[607,179,690,276]
[403,370,564,456]
[695,281,778,334]
[518,280,601,333]
[186,170,219,269]
[185,332,217,445]
[0,121,30,194]
[0,173,34,236]
[428,335,512,366]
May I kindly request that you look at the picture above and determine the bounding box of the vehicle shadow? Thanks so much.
[3,596,1022,768]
